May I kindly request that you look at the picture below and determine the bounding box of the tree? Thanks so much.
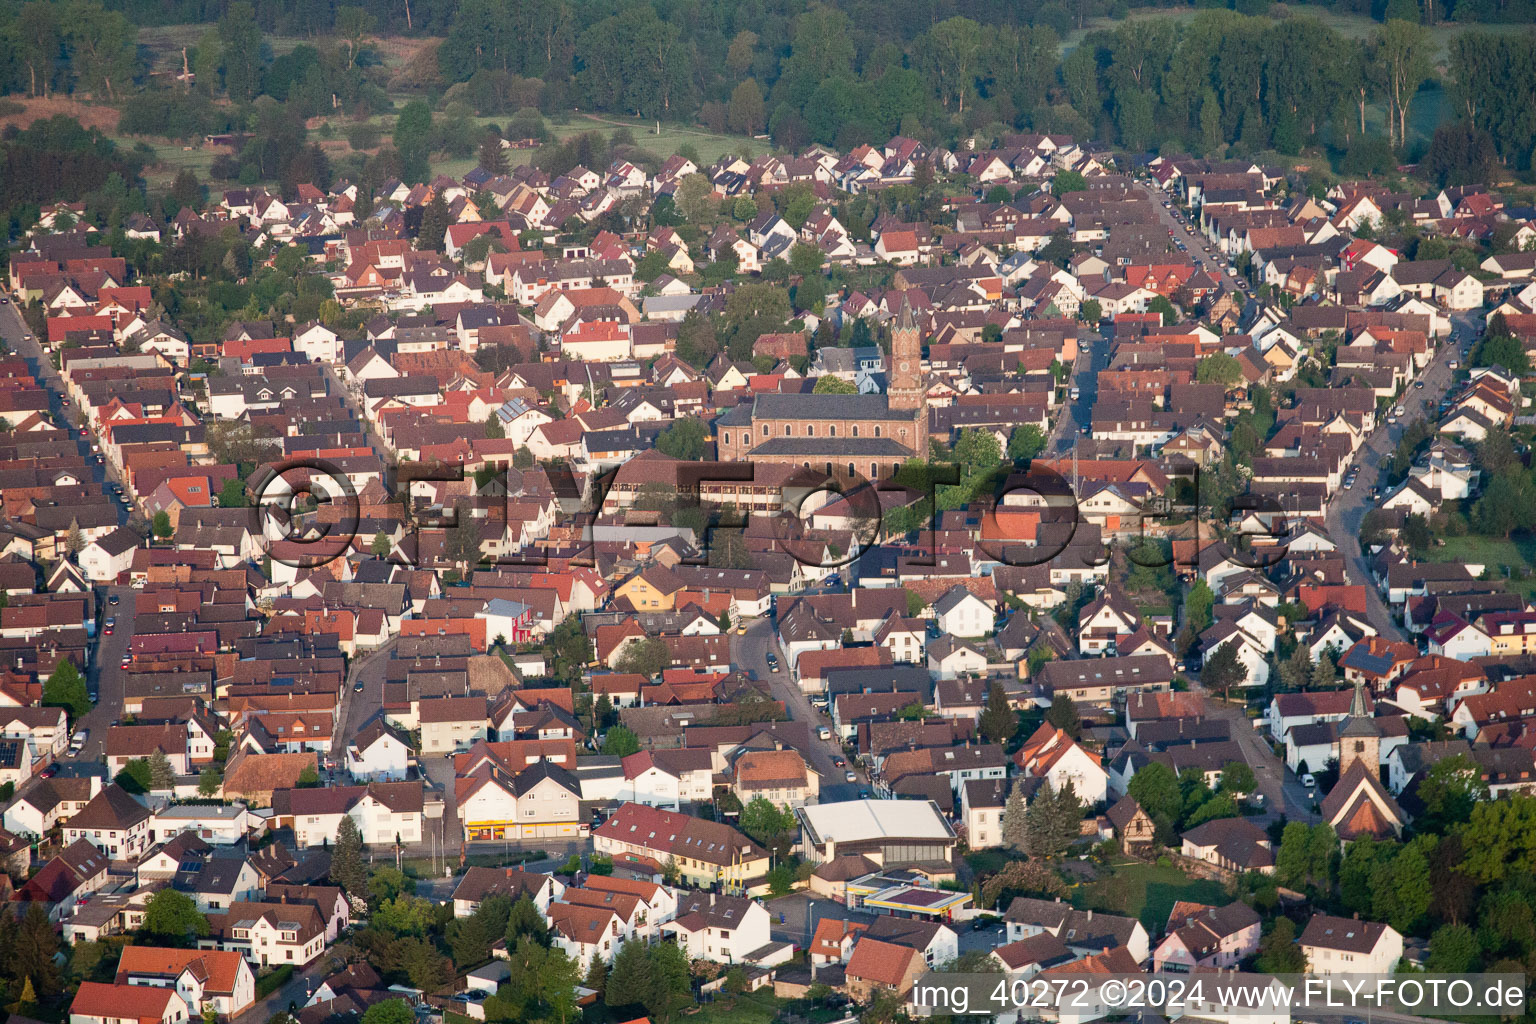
[13,901,61,996]
[1255,917,1306,973]
[1202,641,1245,701]
[1127,760,1181,834]
[978,680,1015,745]
[1147,294,1178,326]
[394,100,434,183]
[601,725,641,757]
[1310,651,1337,690]
[1426,923,1479,973]
[1007,425,1047,462]
[116,758,152,794]
[606,939,693,1022]
[739,796,797,859]
[141,889,210,945]
[15,2,60,99]
[506,894,548,945]
[148,749,176,790]
[1219,761,1256,796]
[417,194,452,252]
[169,168,203,213]
[674,174,714,225]
[331,815,368,896]
[1045,696,1081,739]
[445,503,483,576]
[478,133,509,177]
[614,638,670,678]
[1184,580,1215,633]
[1370,836,1432,933]
[42,659,90,717]
[925,17,983,113]
[1371,20,1433,149]
[371,531,393,557]
[1002,777,1031,852]
[1025,780,1081,859]
[1416,753,1488,832]
[218,477,247,507]
[361,1001,414,1024]
[152,510,173,539]
[655,417,707,460]
[298,763,320,786]
[218,1,261,103]
[198,765,222,797]
[812,375,858,394]
[1080,299,1102,323]
[1052,170,1087,194]
[1196,353,1242,387]
[727,80,766,136]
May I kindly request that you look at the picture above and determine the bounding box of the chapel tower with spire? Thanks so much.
[887,298,925,412]
[1338,676,1381,777]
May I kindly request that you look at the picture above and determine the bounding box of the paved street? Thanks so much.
[0,302,134,752]
[1322,315,1476,640]
[1198,695,1317,824]
[1050,331,1104,455]
[733,616,863,802]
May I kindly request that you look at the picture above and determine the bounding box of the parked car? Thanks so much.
[766,653,780,672]
[845,770,858,783]
[1301,773,1317,789]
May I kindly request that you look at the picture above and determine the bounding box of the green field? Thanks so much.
[1420,532,1536,597]
[687,991,785,1024]
[1071,860,1230,932]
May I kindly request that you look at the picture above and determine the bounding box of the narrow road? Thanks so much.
[1050,331,1104,455]
[732,616,863,802]
[1322,316,1472,640]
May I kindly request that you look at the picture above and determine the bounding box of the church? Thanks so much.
[1320,678,1406,840]
[715,299,929,481]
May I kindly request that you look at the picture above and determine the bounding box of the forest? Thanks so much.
[0,0,1533,207]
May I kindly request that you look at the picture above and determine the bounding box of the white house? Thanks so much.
[620,748,713,811]
[283,782,424,848]
[344,718,412,782]
[933,586,994,638]
[79,528,140,582]
[1014,723,1109,806]
[662,892,782,965]
[1299,913,1404,975]
[115,947,256,1020]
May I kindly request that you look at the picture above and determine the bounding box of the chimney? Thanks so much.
[1087,909,1093,920]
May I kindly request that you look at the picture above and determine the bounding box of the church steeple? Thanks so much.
[887,297,924,412]
[1338,676,1381,777]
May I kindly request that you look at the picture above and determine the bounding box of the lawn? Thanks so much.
[1070,860,1230,933]
[688,991,785,1024]
[1419,532,1536,598]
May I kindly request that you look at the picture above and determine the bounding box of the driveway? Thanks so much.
[733,617,862,802]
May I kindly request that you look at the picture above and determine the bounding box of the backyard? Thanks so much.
[1419,532,1536,598]
[1070,859,1230,932]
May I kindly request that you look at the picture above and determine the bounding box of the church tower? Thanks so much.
[888,298,925,412]
[1338,677,1381,778]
